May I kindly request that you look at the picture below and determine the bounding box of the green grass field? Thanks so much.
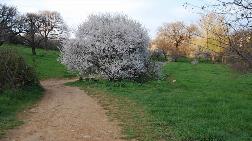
[69,62,252,141]
[1,44,73,80]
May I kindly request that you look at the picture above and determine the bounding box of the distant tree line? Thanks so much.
[151,0,251,71]
[0,4,68,55]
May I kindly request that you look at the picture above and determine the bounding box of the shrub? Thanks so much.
[60,14,152,80]
[0,47,38,91]
[138,61,165,82]
[150,49,167,62]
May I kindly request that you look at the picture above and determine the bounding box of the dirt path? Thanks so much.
[1,79,124,141]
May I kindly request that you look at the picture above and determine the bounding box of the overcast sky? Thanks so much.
[2,0,204,38]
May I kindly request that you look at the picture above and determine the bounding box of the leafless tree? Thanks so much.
[154,21,198,61]
[0,4,69,55]
[185,0,251,29]
[37,11,68,51]
[185,0,252,68]
[22,13,41,55]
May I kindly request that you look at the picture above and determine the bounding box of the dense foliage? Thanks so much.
[0,47,38,91]
[60,14,152,80]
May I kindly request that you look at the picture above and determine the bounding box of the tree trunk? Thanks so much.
[32,45,36,55]
[45,37,48,51]
[211,55,215,63]
[31,32,36,55]
[222,56,226,64]
[210,52,217,63]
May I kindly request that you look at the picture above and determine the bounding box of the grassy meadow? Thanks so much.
[69,62,252,141]
[1,44,73,80]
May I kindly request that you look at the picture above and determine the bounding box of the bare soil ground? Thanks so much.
[1,79,124,141]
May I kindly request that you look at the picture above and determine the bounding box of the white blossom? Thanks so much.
[60,14,151,80]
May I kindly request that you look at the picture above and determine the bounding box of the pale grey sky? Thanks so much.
[2,0,202,38]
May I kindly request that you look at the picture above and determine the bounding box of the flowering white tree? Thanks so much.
[60,14,151,80]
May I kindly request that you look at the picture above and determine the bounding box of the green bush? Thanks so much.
[135,61,165,83]
[150,49,167,62]
[0,47,38,91]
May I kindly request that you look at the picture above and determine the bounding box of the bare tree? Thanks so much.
[154,21,198,61]
[0,4,69,55]
[38,11,68,51]
[185,0,251,29]
[22,13,41,55]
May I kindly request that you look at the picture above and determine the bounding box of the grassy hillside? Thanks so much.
[70,62,252,141]
[1,44,73,80]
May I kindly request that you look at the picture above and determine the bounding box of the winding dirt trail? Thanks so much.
[1,79,124,141]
